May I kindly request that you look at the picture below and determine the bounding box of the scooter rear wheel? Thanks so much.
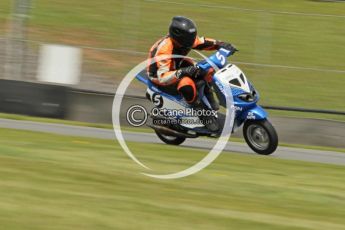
[243,119,278,155]
[155,131,186,145]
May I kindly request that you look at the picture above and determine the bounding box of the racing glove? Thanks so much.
[176,66,199,79]
[217,42,238,54]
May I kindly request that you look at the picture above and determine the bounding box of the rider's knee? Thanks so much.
[177,77,196,103]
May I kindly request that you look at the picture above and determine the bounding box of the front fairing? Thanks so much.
[212,66,259,109]
[232,81,259,108]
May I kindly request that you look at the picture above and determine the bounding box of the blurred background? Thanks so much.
[0,1,345,229]
[0,0,344,107]
[0,0,344,145]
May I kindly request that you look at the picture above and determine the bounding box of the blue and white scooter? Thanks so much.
[136,48,278,155]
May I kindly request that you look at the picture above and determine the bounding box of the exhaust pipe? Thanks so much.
[147,124,197,138]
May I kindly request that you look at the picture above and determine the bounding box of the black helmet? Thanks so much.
[169,16,197,48]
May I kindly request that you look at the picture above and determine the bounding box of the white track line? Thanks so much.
[5,38,345,74]
[233,61,345,74]
[79,46,345,74]
[145,0,345,18]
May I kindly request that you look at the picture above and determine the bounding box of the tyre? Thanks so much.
[243,119,278,155]
[155,131,186,145]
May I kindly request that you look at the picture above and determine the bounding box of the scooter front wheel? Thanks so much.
[243,119,278,155]
[155,131,186,145]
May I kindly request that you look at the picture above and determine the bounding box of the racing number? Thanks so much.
[216,51,226,66]
[152,93,163,108]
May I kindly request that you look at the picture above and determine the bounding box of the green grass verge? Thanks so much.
[1,0,345,110]
[0,112,114,129]
[0,128,344,229]
[0,0,11,34]
[0,112,148,133]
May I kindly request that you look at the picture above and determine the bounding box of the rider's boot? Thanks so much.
[204,86,219,111]
[192,99,219,132]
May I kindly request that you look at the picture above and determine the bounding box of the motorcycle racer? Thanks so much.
[147,16,237,131]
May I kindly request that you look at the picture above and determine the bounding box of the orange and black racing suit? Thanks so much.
[147,36,221,104]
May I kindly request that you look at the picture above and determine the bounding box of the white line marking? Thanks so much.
[145,0,345,18]
[79,46,345,74]
[7,38,345,74]
[232,61,345,74]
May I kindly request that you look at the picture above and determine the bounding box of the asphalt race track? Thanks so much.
[0,118,344,166]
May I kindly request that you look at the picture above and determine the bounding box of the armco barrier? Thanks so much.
[69,89,345,116]
[0,79,68,118]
